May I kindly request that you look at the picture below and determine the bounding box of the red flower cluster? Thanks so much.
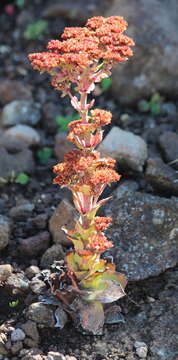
[28,16,134,95]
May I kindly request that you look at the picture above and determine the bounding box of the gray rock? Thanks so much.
[6,273,29,291]
[146,157,178,195]
[0,79,32,105]
[18,231,50,257]
[11,328,25,342]
[29,279,47,295]
[4,125,40,146]
[54,306,68,329]
[134,342,148,358]
[104,0,178,104]
[1,100,41,127]
[0,264,13,282]
[9,203,35,219]
[25,266,40,280]
[0,216,11,250]
[98,126,147,172]
[158,131,178,170]
[104,191,178,280]
[26,302,55,327]
[49,200,77,246]
[11,341,23,354]
[40,244,64,268]
[0,146,34,180]
[21,321,39,343]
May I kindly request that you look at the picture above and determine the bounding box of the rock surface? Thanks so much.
[54,133,74,162]
[4,125,40,146]
[146,157,178,195]
[11,328,26,342]
[49,200,77,246]
[98,126,147,172]
[40,244,64,268]
[158,131,178,170]
[104,190,178,280]
[26,302,55,327]
[0,216,11,250]
[0,141,34,180]
[0,264,13,282]
[1,100,41,127]
[104,0,178,104]
[18,231,50,257]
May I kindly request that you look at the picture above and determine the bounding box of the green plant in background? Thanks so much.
[15,172,30,185]
[138,92,163,115]
[37,147,53,165]
[55,114,79,133]
[9,299,19,308]
[100,77,112,93]
[24,20,48,40]
[15,0,25,8]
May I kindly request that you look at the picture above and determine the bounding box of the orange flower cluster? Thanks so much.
[53,148,119,193]
[87,233,113,252]
[67,109,112,149]
[28,16,134,95]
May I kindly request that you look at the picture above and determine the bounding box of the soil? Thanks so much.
[0,1,178,360]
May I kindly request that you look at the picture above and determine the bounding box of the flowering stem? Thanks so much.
[80,92,88,123]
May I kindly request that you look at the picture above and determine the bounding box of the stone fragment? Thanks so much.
[1,100,41,127]
[6,273,29,291]
[11,340,23,354]
[31,213,48,230]
[29,279,47,295]
[18,231,50,257]
[0,216,11,250]
[158,131,178,170]
[0,145,34,180]
[134,342,148,359]
[40,244,64,268]
[11,328,25,342]
[0,264,13,282]
[25,266,40,280]
[146,157,178,195]
[9,203,35,219]
[54,306,68,329]
[47,353,66,360]
[0,79,32,105]
[104,191,178,280]
[4,125,40,146]
[21,321,39,343]
[26,302,55,327]
[54,133,74,161]
[98,127,147,172]
[49,200,77,246]
[104,0,178,104]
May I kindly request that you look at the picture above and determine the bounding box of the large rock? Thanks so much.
[104,189,178,281]
[49,199,77,246]
[98,126,147,172]
[1,100,41,127]
[4,125,40,146]
[158,131,178,170]
[104,0,178,104]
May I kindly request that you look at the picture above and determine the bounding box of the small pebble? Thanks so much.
[11,328,26,342]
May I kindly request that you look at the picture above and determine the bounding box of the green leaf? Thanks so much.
[15,173,30,185]
[37,147,53,165]
[16,0,25,8]
[149,92,162,115]
[55,114,79,133]
[24,20,48,40]
[9,299,19,307]
[101,77,112,92]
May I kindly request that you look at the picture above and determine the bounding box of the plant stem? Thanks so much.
[80,92,88,123]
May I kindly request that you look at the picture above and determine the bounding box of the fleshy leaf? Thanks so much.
[71,298,104,335]
[80,271,127,303]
